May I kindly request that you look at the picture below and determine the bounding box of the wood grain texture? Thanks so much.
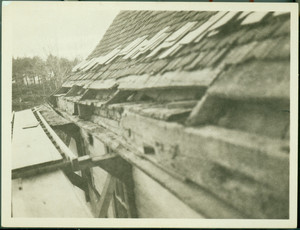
[120,111,289,218]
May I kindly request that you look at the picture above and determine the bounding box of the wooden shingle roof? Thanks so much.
[52,10,291,219]
[63,10,289,91]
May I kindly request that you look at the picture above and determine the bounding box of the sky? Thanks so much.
[4,2,120,61]
[4,1,294,61]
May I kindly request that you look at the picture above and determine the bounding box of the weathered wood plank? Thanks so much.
[163,155,289,219]
[186,95,289,139]
[39,106,72,127]
[208,60,290,101]
[105,100,197,123]
[117,69,221,90]
[104,90,134,105]
[12,159,69,179]
[120,111,289,218]
[12,109,63,170]
[117,147,246,218]
[85,68,221,91]
[35,109,77,161]
[121,111,289,186]
[12,170,93,217]
[97,175,116,218]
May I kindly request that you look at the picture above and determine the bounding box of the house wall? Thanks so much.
[132,167,203,218]
[67,137,92,213]
[79,127,203,218]
[54,92,289,218]
[80,129,110,196]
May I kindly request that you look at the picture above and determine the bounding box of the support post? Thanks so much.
[96,175,116,218]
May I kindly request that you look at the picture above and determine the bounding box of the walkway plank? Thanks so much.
[12,170,92,217]
[12,109,62,170]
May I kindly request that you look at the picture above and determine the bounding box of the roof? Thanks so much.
[52,10,291,219]
[62,10,289,91]
[59,10,290,139]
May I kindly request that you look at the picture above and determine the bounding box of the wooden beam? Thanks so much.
[53,123,80,140]
[30,111,92,203]
[54,108,247,218]
[72,154,138,217]
[35,109,77,161]
[12,159,68,180]
[94,155,133,185]
[12,152,134,193]
[72,154,133,185]
[72,131,92,202]
[121,111,289,218]
[96,175,116,218]
[65,134,72,147]
[63,167,89,193]
[104,90,133,105]
[38,106,72,127]
[123,176,138,218]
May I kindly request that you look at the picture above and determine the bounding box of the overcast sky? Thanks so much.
[4,2,119,61]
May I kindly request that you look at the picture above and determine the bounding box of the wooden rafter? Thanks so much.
[96,175,116,217]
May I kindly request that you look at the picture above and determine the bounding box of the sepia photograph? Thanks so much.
[1,1,298,228]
